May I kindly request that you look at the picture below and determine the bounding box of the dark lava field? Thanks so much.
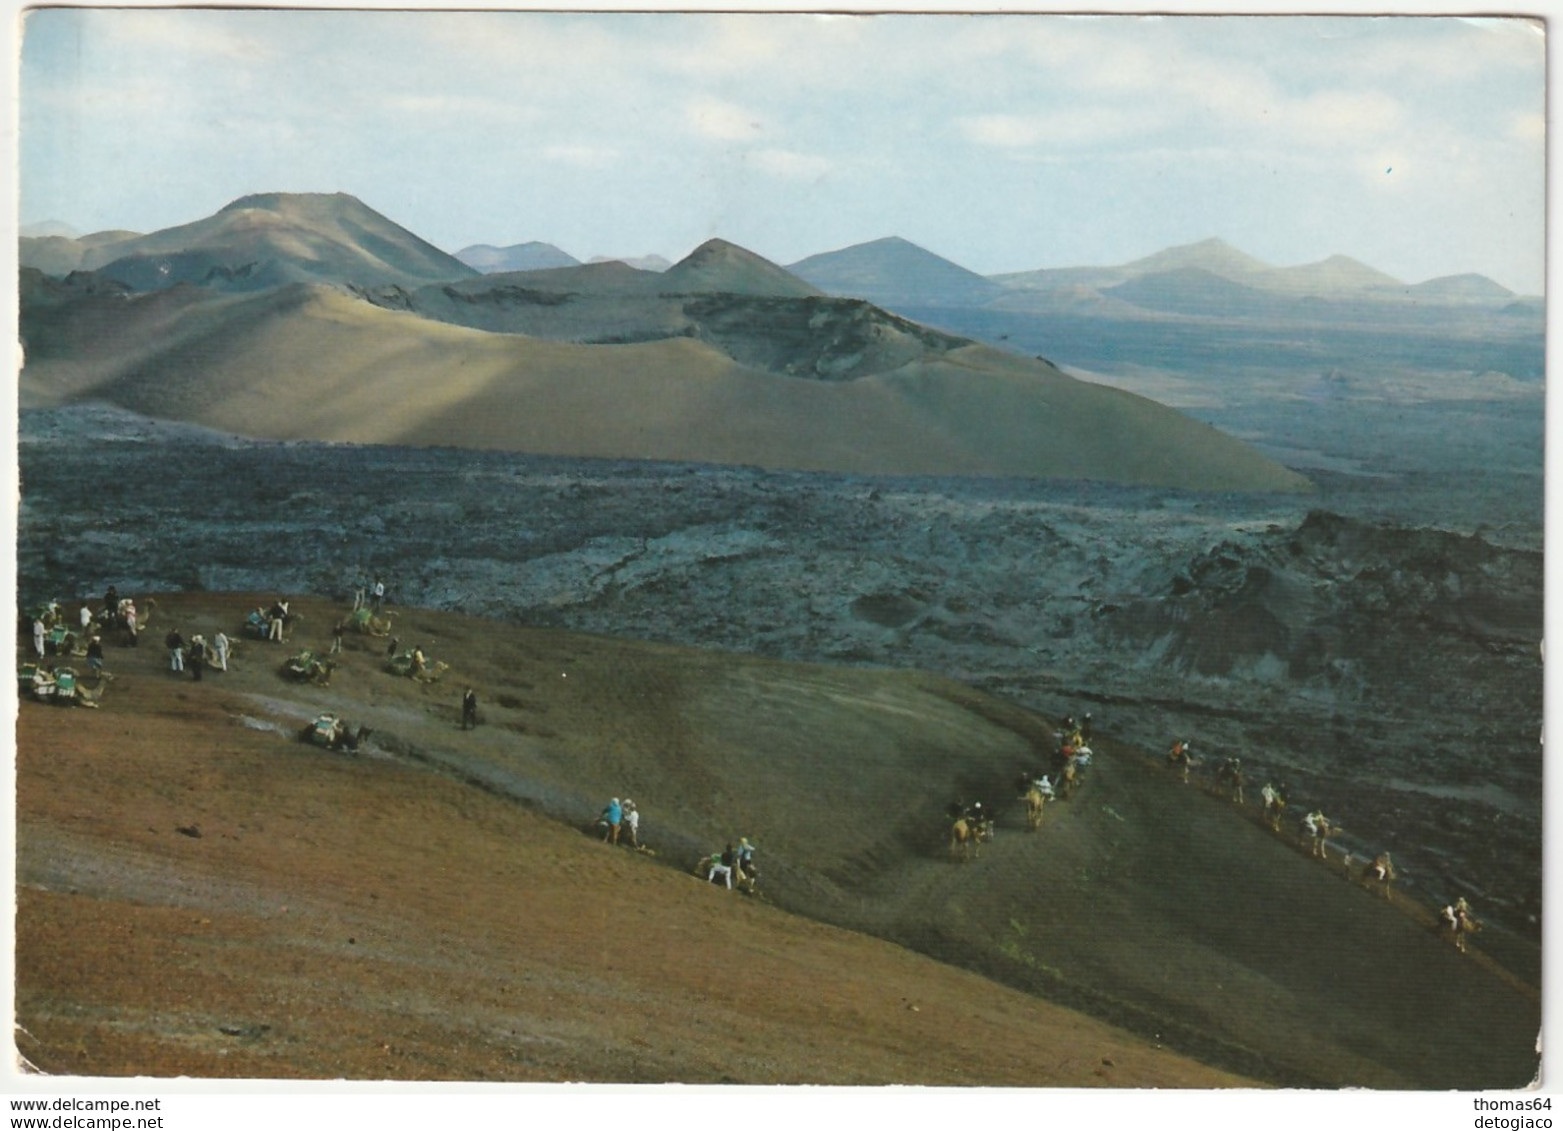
[17,402,1543,945]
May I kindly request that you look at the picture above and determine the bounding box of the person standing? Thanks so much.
[189,635,206,681]
[79,604,93,632]
[86,635,105,682]
[372,578,386,611]
[622,799,640,848]
[461,687,478,730]
[124,602,138,647]
[166,628,185,673]
[602,797,623,845]
[31,616,45,659]
[213,630,230,672]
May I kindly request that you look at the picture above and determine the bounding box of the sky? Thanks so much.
[16,8,1548,293]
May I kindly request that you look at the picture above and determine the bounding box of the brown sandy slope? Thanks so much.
[19,284,1309,491]
[15,596,1537,1086]
[15,594,1246,1086]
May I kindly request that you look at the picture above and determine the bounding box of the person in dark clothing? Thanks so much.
[86,635,105,681]
[461,687,478,730]
[189,635,206,681]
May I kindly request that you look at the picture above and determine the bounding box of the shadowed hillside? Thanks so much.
[20,279,1311,491]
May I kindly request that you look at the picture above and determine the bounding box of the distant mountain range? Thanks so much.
[455,241,580,274]
[18,192,1309,492]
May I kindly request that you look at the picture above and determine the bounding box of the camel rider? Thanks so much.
[1035,774,1055,800]
[946,800,965,823]
[1304,810,1333,857]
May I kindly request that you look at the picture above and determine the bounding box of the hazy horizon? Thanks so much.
[19,11,1547,294]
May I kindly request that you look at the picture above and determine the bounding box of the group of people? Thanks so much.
[706,837,757,891]
[247,599,292,642]
[1165,734,1485,955]
[163,627,231,681]
[599,797,642,849]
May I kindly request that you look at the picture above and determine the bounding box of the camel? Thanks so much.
[385,650,449,683]
[1361,852,1396,897]
[281,650,336,686]
[1023,785,1049,831]
[1261,784,1286,831]
[949,817,985,861]
[342,607,396,638]
[1440,901,1481,953]
[1057,760,1080,800]
[694,854,756,894]
[1303,812,1340,859]
[300,713,371,752]
[1215,758,1245,804]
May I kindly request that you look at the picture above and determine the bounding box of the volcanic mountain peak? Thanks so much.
[659,238,822,298]
[1401,273,1517,302]
[83,191,476,291]
[1266,253,1404,294]
[1124,237,1272,279]
[787,235,1003,307]
[457,241,581,274]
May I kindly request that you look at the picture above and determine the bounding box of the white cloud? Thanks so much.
[749,149,830,180]
[685,97,763,142]
[959,108,1150,149]
[1509,111,1545,145]
[542,144,620,169]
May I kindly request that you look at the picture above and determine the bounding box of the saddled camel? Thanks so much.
[949,817,987,861]
[1439,902,1481,953]
[342,607,396,638]
[1304,813,1340,859]
[1023,786,1048,831]
[1361,852,1396,897]
[1261,785,1286,831]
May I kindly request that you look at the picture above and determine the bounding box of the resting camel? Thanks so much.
[281,650,336,686]
[342,607,396,638]
[1361,852,1396,897]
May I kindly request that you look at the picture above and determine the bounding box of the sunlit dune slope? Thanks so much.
[20,282,1310,491]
